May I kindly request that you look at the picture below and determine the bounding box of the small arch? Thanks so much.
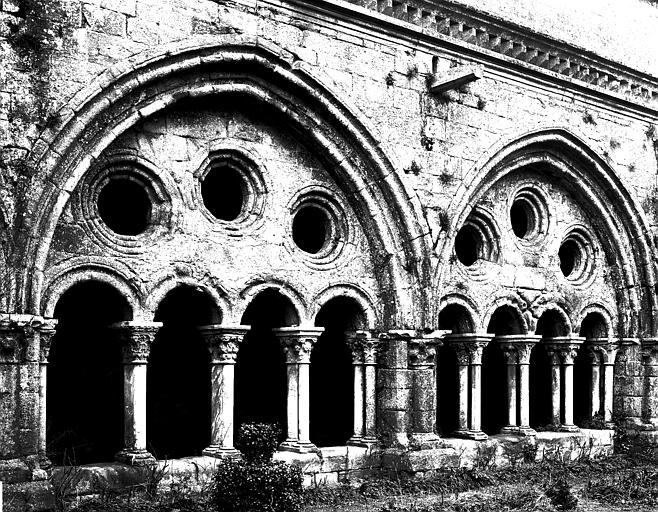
[42,262,140,320]
[486,304,526,335]
[144,276,227,323]
[535,308,571,338]
[311,284,377,329]
[577,305,614,339]
[47,280,130,464]
[310,296,364,446]
[238,281,305,326]
[438,303,475,334]
[147,285,216,458]
[234,289,296,438]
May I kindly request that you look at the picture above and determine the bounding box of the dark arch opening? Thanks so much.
[574,345,594,427]
[437,345,458,436]
[580,313,608,339]
[438,304,474,334]
[535,310,569,338]
[47,281,131,465]
[486,305,524,336]
[235,289,297,439]
[147,285,219,458]
[311,297,365,447]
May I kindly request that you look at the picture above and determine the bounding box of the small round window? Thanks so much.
[509,187,548,243]
[292,204,331,254]
[455,225,480,266]
[558,228,595,286]
[97,178,152,235]
[201,165,246,221]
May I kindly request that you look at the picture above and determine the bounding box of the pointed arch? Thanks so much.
[437,127,656,337]
[17,36,430,330]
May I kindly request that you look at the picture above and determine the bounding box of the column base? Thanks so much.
[202,445,241,458]
[115,449,156,466]
[409,433,442,449]
[558,424,580,433]
[347,436,379,448]
[278,440,318,453]
[517,426,537,437]
[500,425,520,435]
[452,429,488,441]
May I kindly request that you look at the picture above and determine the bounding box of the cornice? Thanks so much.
[269,0,658,119]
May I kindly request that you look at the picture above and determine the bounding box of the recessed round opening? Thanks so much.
[455,225,480,266]
[201,166,246,221]
[292,205,330,254]
[559,239,580,277]
[97,178,151,235]
[510,199,532,238]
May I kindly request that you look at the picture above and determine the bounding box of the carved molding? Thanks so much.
[340,0,658,108]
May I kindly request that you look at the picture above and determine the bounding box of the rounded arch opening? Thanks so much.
[235,289,298,439]
[439,304,475,334]
[47,280,131,465]
[311,297,365,447]
[486,305,524,336]
[580,312,608,339]
[535,310,570,338]
[147,285,219,458]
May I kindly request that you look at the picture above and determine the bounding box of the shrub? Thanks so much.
[212,458,303,512]
[545,476,578,510]
[236,422,281,463]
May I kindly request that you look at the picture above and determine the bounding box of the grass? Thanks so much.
[60,446,658,512]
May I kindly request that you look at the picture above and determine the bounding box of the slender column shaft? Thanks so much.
[352,364,364,438]
[519,363,530,427]
[365,363,377,438]
[603,363,614,422]
[550,358,561,425]
[298,363,311,443]
[506,363,517,427]
[123,363,147,451]
[590,364,601,417]
[457,363,469,430]
[563,363,575,425]
[39,364,47,453]
[470,363,482,431]
[210,363,235,449]
[285,363,299,442]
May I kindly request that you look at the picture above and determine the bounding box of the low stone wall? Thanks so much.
[45,429,614,504]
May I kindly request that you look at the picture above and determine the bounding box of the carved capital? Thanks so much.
[38,320,58,364]
[408,338,441,366]
[274,327,324,364]
[111,321,162,364]
[0,315,47,363]
[199,325,249,364]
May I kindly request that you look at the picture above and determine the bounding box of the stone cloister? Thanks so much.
[1,0,658,506]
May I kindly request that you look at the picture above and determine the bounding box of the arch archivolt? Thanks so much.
[19,35,430,331]
[480,295,529,334]
[437,293,480,332]
[236,279,309,326]
[41,258,142,319]
[310,284,378,329]
[143,275,230,323]
[576,303,616,339]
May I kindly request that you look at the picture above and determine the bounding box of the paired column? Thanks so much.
[408,334,443,442]
[198,325,250,457]
[274,327,324,453]
[346,330,379,446]
[447,334,492,440]
[497,335,540,436]
[111,321,162,466]
[584,338,618,425]
[641,338,658,428]
[543,337,584,432]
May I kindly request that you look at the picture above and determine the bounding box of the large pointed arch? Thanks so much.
[14,35,431,329]
[436,127,656,337]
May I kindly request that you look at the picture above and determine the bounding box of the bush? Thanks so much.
[236,423,281,463]
[212,458,303,512]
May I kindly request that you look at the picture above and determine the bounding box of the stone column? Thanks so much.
[408,335,443,443]
[543,337,583,432]
[274,327,323,453]
[198,325,249,457]
[346,331,379,446]
[111,321,162,465]
[546,347,562,428]
[500,343,518,434]
[586,346,603,418]
[641,338,658,428]
[37,320,57,462]
[560,344,581,432]
[447,334,492,440]
[600,343,618,425]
